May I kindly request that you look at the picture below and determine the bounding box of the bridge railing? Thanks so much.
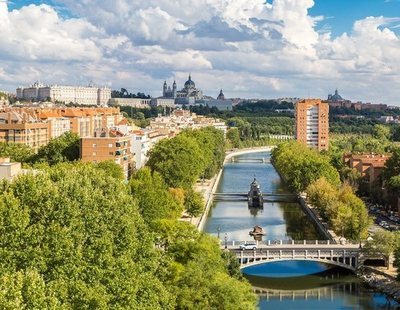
[222,239,360,247]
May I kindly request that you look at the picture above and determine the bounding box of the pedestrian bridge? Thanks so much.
[231,157,270,163]
[213,192,298,203]
[222,240,361,271]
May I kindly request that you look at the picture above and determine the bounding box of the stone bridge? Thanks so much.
[222,240,362,271]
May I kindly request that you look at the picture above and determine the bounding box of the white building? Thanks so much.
[16,82,111,106]
[108,98,151,108]
[150,98,176,108]
[48,117,71,139]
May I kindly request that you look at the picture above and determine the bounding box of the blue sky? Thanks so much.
[1,0,400,104]
[310,0,400,37]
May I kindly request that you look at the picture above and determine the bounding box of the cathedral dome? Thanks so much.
[184,74,195,88]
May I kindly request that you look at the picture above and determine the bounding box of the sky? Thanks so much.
[1,0,400,104]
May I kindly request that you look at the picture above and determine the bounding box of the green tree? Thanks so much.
[0,142,34,163]
[33,132,80,165]
[363,230,395,269]
[95,160,124,180]
[226,127,241,148]
[0,269,61,309]
[372,124,391,141]
[184,189,205,217]
[147,135,205,188]
[130,167,183,227]
[0,162,173,308]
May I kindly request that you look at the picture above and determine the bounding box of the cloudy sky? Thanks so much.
[1,0,400,104]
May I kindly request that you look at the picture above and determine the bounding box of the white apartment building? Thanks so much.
[48,117,71,139]
[16,82,111,106]
[131,130,151,170]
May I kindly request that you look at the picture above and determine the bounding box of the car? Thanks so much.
[239,243,257,250]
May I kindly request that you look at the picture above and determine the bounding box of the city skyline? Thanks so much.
[1,0,400,104]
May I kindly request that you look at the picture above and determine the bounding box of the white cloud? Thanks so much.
[0,0,400,105]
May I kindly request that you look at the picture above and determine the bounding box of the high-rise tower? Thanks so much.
[295,99,329,151]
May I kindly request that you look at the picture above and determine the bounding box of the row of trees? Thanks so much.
[147,127,225,188]
[271,142,340,192]
[272,142,371,240]
[0,128,256,308]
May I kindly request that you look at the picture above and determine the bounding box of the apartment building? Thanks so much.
[80,130,133,179]
[108,98,151,108]
[343,153,389,185]
[0,111,49,151]
[295,99,329,151]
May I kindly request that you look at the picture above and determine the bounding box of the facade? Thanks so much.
[0,111,49,151]
[16,81,111,106]
[80,131,133,179]
[108,98,151,108]
[150,98,176,108]
[131,130,151,170]
[343,153,389,185]
[295,99,329,151]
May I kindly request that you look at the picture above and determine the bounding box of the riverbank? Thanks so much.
[360,267,400,303]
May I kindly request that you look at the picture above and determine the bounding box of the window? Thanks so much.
[108,143,113,147]
[92,152,97,156]
[109,152,114,155]
[92,143,97,147]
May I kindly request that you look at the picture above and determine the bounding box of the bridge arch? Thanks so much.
[239,257,357,272]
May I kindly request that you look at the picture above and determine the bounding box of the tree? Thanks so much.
[372,124,391,141]
[0,162,173,308]
[95,160,124,180]
[130,167,183,227]
[0,142,34,163]
[33,132,79,165]
[184,189,204,217]
[146,135,206,188]
[226,127,241,148]
[0,269,61,309]
[363,230,396,269]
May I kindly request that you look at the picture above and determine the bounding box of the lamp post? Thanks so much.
[224,233,228,249]
[217,225,221,239]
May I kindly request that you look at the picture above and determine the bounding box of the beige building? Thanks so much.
[0,111,49,151]
[17,82,111,106]
[108,98,151,108]
[80,130,133,179]
[295,99,329,151]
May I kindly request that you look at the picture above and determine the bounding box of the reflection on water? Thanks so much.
[204,151,400,309]
[204,152,322,242]
[243,261,399,310]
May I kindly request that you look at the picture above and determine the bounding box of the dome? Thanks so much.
[184,74,195,88]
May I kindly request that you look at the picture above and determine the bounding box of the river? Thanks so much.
[204,151,399,310]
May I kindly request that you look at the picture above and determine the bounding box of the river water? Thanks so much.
[204,151,399,310]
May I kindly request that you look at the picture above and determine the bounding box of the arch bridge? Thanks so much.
[223,240,362,271]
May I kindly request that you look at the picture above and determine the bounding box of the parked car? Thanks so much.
[239,243,257,250]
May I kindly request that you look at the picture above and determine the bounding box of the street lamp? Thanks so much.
[217,225,221,239]
[224,233,228,249]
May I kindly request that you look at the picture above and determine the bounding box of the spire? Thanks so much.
[188,73,191,81]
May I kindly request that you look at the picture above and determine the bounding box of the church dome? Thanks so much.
[184,74,195,88]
